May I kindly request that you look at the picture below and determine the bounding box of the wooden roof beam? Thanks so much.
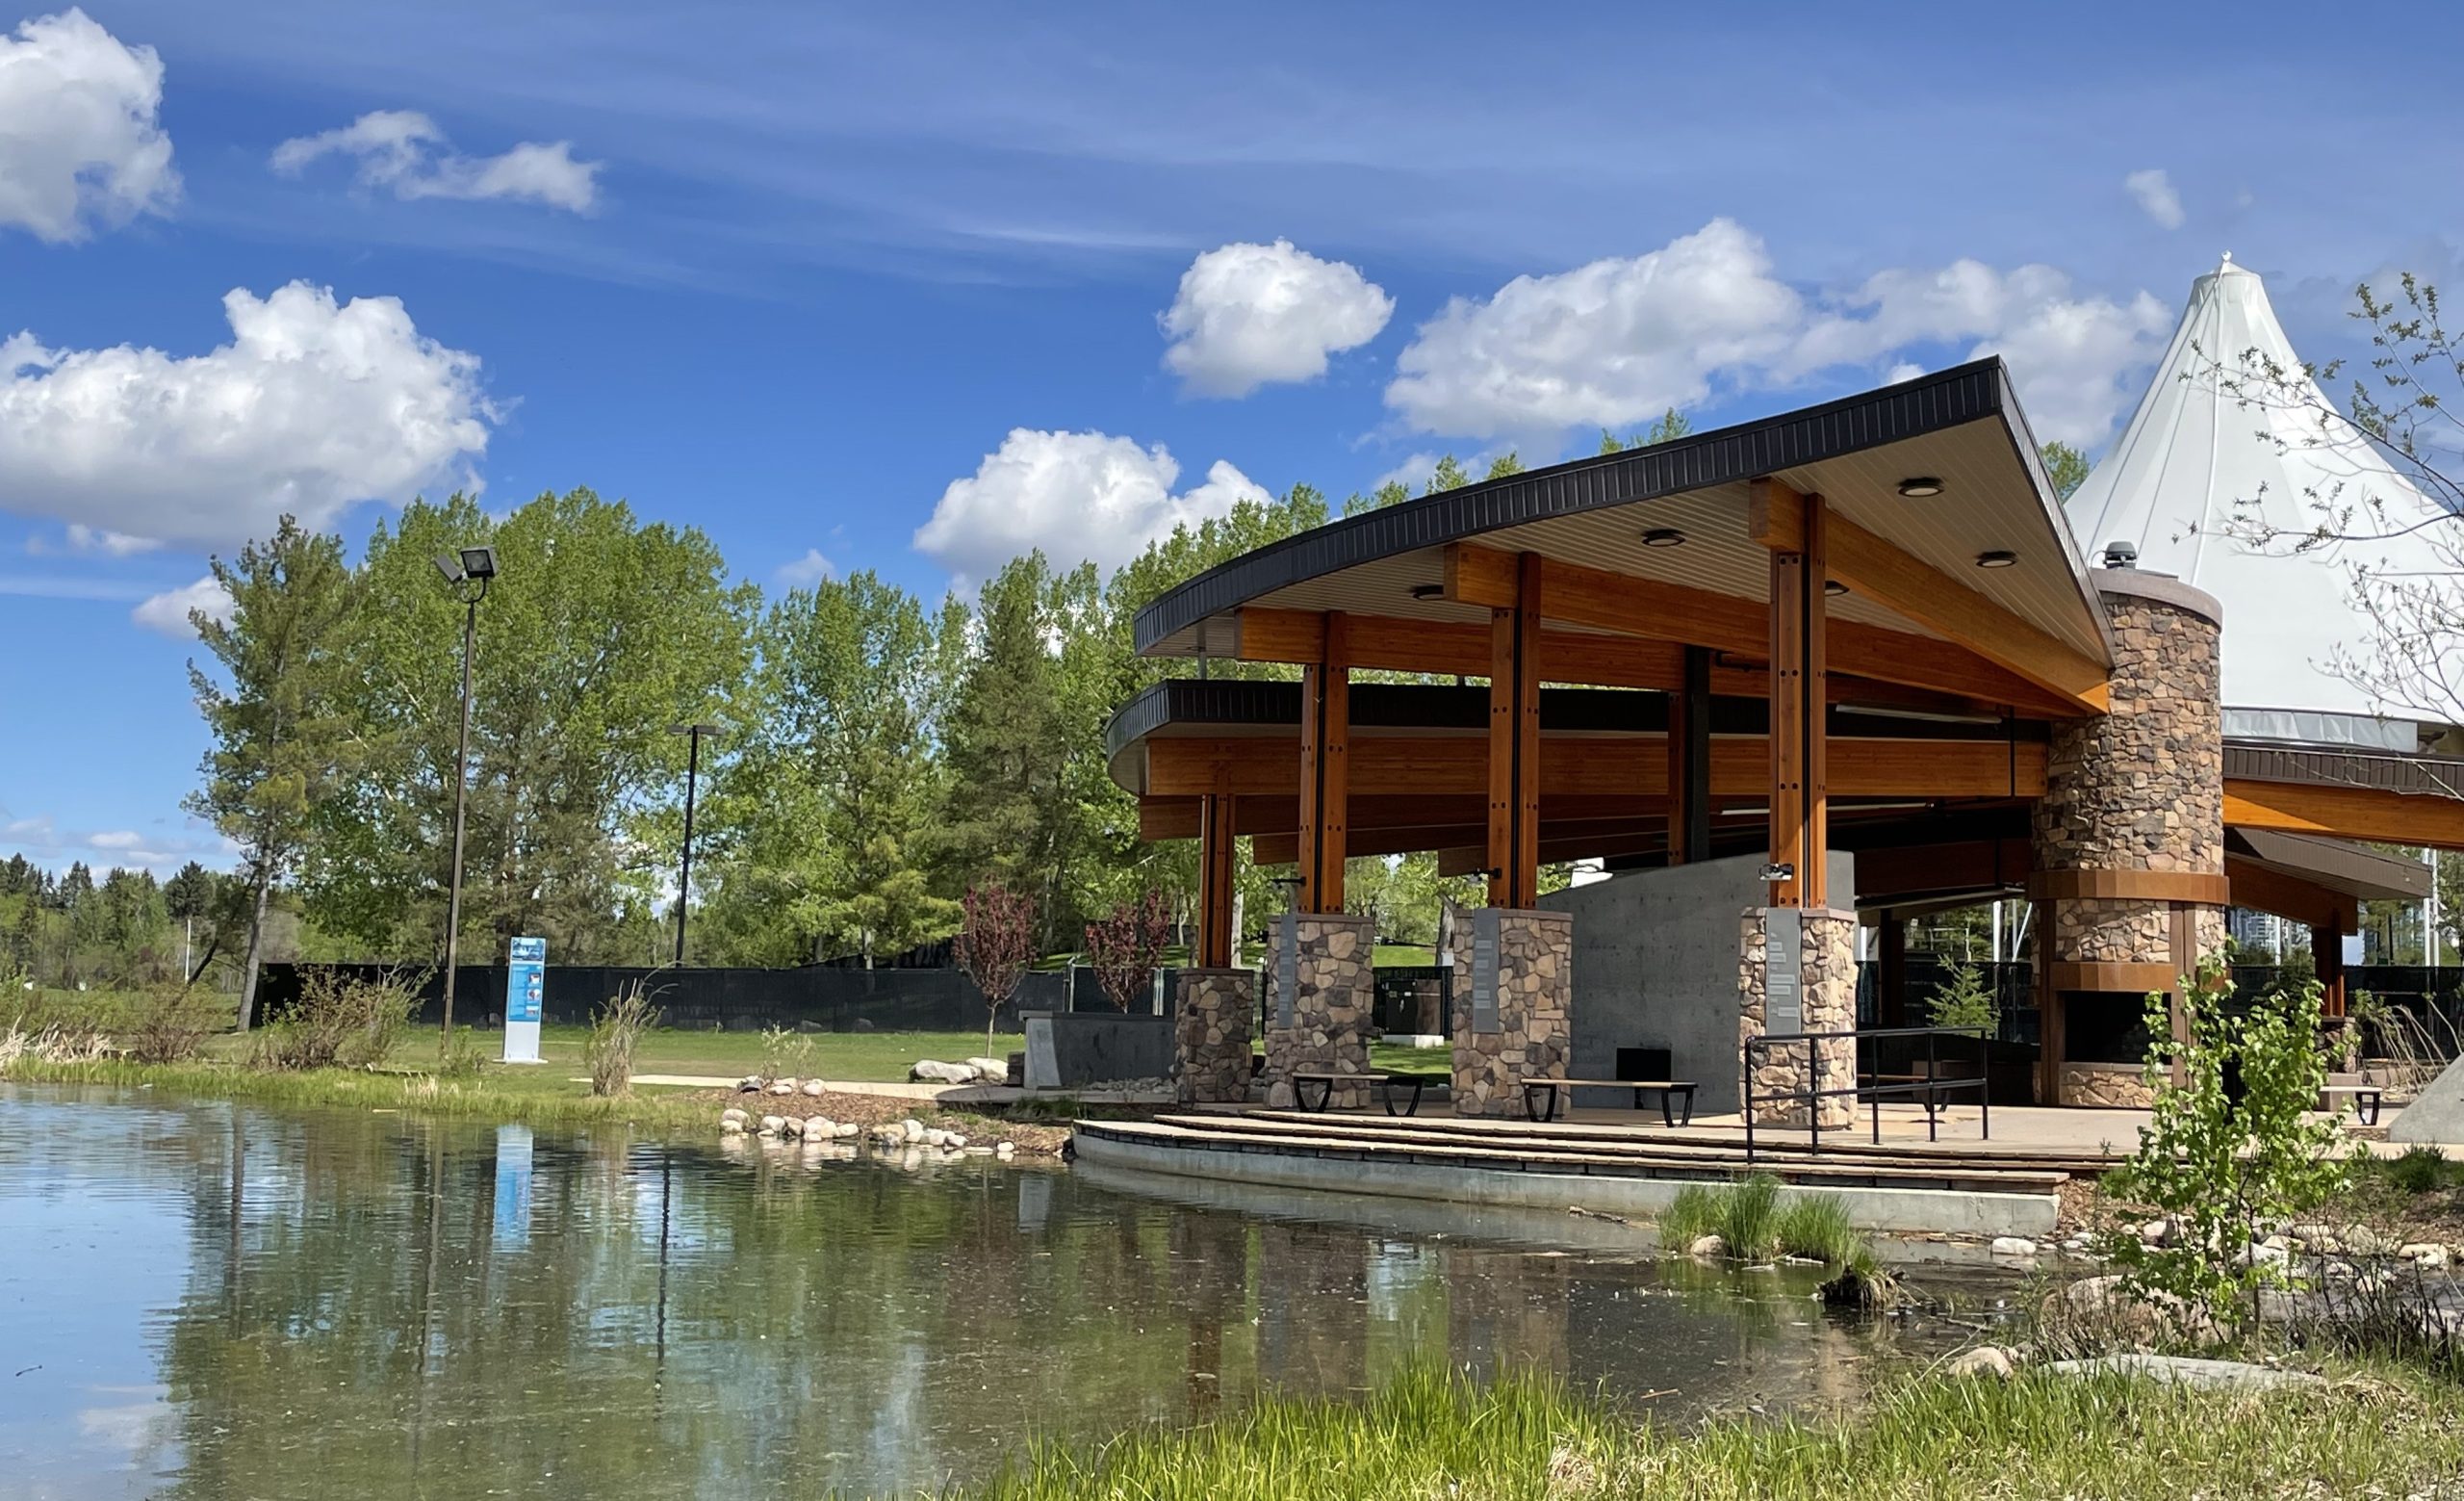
[1749,479,2111,715]
[2226,778,2464,851]
[1443,543,2091,718]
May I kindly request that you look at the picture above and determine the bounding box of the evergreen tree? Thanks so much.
[187,516,361,1029]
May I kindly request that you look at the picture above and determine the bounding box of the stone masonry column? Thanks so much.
[2029,571,2226,1108]
[1446,908,1572,1118]
[1263,912,1374,1109]
[1173,969,1255,1105]
[1739,906,1858,1127]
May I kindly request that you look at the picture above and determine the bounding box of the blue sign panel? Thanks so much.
[506,936,546,1023]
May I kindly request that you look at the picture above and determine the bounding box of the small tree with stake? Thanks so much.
[958,882,1036,1058]
[1086,891,1173,1013]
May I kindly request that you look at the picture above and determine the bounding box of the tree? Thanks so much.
[1424,455,1470,495]
[703,570,960,965]
[187,517,360,1030]
[2040,441,2091,501]
[1924,960,1997,1033]
[1482,453,1525,480]
[1085,891,1171,1012]
[1601,408,1692,453]
[956,883,1034,1055]
[312,489,758,962]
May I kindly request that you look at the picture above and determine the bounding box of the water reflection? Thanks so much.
[0,1086,2007,1499]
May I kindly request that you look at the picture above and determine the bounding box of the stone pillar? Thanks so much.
[1739,906,1858,1127]
[2029,571,2226,1108]
[1173,969,1255,1105]
[1263,912,1374,1109]
[1446,908,1572,1118]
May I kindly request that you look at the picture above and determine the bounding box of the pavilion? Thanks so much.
[1112,346,2462,1120]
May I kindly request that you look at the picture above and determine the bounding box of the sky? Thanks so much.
[1,0,2459,875]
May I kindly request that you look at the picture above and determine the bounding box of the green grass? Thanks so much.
[1658,1176,1869,1268]
[1369,1041,1450,1075]
[527,1024,1024,1084]
[960,1359,2464,1500]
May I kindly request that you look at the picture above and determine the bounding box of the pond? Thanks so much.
[0,1085,2017,1499]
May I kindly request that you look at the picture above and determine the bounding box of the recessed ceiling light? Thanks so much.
[1641,528,1686,548]
[1975,550,2018,569]
[1408,582,1445,600]
[1897,477,1945,498]
[1824,580,1849,597]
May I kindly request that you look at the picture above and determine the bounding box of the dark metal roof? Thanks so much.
[2227,827,2430,902]
[2224,741,2464,800]
[1134,356,2099,656]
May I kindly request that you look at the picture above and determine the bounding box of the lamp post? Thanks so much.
[433,545,499,1054]
[669,722,720,966]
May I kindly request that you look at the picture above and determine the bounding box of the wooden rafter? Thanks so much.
[1749,480,2111,714]
[2225,778,2464,851]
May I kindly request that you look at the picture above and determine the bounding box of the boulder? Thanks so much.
[758,1114,786,1135]
[2235,1241,2289,1269]
[719,1107,749,1126]
[1686,1234,1727,1259]
[964,1057,1011,1083]
[2139,1219,2173,1248]
[806,1117,835,1136]
[922,1127,951,1149]
[911,1060,977,1084]
[900,1118,926,1144]
[800,1078,827,1097]
[765,1079,797,1096]
[1265,1080,1297,1109]
[782,1117,807,1139]
[2399,1243,2451,1269]
[994,1141,1017,1158]
[2341,1225,2395,1257]
[737,1075,763,1093]
[718,1118,746,1136]
[2044,1355,2325,1391]
[1989,1237,2038,1257]
[835,1121,861,1139]
[1947,1346,2017,1380]
[943,1132,968,1151]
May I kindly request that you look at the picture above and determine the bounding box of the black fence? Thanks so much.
[254,962,1164,1033]
[1372,967,1451,1034]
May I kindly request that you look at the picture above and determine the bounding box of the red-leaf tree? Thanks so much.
[1085,890,1173,1012]
[957,882,1036,1055]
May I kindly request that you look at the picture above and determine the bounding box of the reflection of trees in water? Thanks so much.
[81,1095,1987,1498]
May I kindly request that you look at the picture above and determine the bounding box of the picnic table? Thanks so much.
[1521,1077,1698,1126]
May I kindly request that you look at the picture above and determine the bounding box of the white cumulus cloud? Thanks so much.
[777,548,834,586]
[1161,239,1393,398]
[913,429,1269,583]
[273,109,601,213]
[0,280,495,548]
[0,8,178,242]
[132,576,232,638]
[1385,219,1802,439]
[1386,221,2167,449]
[2125,168,2185,230]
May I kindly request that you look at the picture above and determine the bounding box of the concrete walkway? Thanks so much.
[600,1074,1173,1105]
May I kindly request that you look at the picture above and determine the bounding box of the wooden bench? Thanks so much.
[1522,1077,1698,1126]
[2322,1084,2385,1126]
[1291,1071,1448,1117]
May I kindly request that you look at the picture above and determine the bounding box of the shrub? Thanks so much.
[251,969,419,1072]
[124,988,221,1064]
[2100,952,2358,1331]
[586,978,659,1098]
[2386,1145,2451,1196]
[757,1023,813,1084]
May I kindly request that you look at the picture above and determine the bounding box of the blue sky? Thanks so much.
[1,0,2458,873]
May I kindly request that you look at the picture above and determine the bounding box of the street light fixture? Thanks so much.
[668,722,721,966]
[433,546,498,1054]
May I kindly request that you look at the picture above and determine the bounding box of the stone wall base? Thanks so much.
[1739,907,1857,1128]
[1174,969,1256,1105]
[1448,908,1573,1118]
[2061,1062,2156,1109]
[1264,913,1374,1110]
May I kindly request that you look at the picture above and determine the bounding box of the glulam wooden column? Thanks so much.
[1762,484,1829,908]
[1486,554,1543,908]
[1296,612,1350,913]
[1194,780,1238,969]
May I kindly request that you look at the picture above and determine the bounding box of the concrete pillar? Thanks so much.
[1173,969,1255,1104]
[1263,912,1374,1109]
[2028,571,2226,1107]
[1446,907,1572,1117]
[1738,905,1858,1127]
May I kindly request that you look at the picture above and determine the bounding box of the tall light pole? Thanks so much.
[433,546,499,1054]
[669,722,719,965]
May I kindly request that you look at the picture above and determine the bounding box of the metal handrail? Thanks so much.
[1742,1025,1990,1161]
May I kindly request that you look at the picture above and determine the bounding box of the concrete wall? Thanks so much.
[1539,850,1856,1116]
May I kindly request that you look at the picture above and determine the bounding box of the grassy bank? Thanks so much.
[0,1046,1070,1149]
[962,1361,2464,1501]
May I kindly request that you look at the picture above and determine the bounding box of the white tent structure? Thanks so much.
[2066,255,2457,744]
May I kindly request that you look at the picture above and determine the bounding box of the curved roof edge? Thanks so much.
[1135,356,2105,657]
